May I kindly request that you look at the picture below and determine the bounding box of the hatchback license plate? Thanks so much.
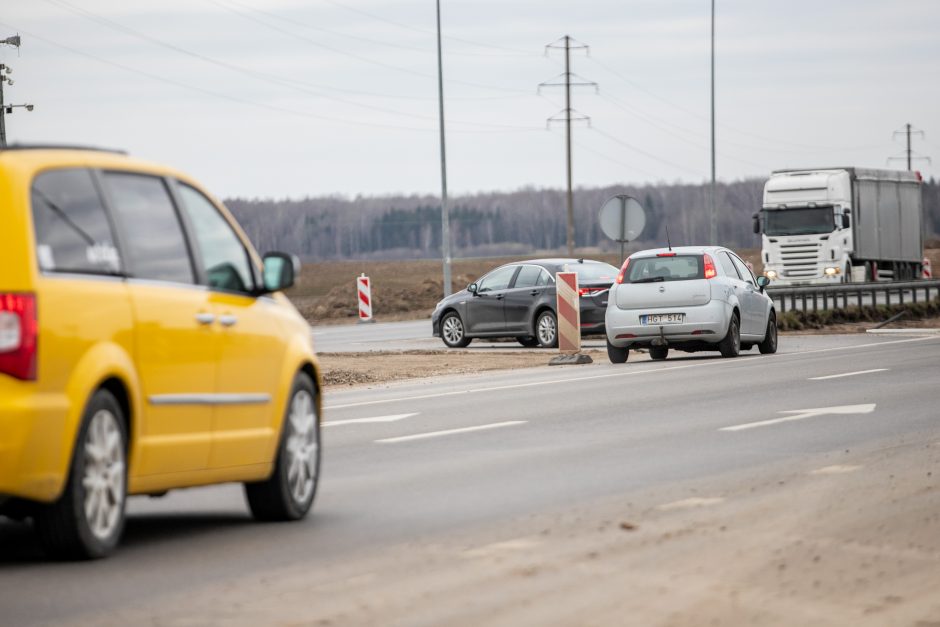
[642,313,684,325]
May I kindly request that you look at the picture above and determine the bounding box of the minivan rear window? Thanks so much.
[31,169,122,275]
[623,255,703,283]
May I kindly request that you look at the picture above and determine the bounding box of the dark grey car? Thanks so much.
[431,258,618,348]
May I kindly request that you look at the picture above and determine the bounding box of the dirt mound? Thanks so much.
[299,274,475,322]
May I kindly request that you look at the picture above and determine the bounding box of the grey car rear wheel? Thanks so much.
[718,312,741,358]
[536,311,558,348]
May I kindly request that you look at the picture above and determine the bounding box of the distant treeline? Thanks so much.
[225,178,940,261]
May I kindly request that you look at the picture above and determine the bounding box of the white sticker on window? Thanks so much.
[86,243,120,270]
[37,244,55,270]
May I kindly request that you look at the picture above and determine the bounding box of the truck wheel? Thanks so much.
[718,313,741,358]
[36,389,128,559]
[758,311,778,354]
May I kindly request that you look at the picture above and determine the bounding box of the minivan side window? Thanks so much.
[31,169,121,274]
[103,172,194,284]
[177,184,254,294]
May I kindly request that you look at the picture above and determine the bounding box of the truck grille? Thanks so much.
[779,242,821,278]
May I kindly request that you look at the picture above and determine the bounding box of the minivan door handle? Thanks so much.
[219,314,238,327]
[195,312,215,325]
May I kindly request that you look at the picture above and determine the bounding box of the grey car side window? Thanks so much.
[513,265,544,289]
[477,265,517,293]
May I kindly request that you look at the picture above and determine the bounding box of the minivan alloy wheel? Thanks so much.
[285,389,318,506]
[82,409,126,541]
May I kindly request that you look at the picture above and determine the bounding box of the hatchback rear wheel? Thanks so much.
[607,339,629,363]
[36,389,127,559]
[718,312,741,358]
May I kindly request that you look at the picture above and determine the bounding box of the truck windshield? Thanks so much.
[761,207,834,236]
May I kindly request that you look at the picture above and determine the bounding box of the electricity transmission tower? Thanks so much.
[1,34,35,148]
[539,36,597,257]
[888,123,930,170]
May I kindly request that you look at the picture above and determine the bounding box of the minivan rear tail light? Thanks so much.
[615,258,631,284]
[0,293,37,381]
[703,253,717,279]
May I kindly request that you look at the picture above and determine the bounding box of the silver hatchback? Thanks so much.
[604,246,778,363]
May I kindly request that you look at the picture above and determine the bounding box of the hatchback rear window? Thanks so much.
[623,255,703,283]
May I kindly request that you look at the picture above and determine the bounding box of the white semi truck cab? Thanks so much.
[754,168,923,286]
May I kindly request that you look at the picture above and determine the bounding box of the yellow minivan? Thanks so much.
[0,146,322,558]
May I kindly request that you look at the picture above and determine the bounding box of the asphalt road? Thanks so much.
[2,332,939,625]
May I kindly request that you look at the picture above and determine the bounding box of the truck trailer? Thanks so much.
[754,167,924,285]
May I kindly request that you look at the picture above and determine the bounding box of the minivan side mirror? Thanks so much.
[752,212,761,235]
[262,252,299,293]
[467,282,478,295]
[756,275,770,291]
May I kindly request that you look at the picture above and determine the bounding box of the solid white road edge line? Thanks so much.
[324,336,935,410]
[720,403,877,432]
[323,413,418,427]
[375,421,526,444]
[809,368,888,380]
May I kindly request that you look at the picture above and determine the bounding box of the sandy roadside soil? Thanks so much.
[318,319,940,388]
[73,432,940,626]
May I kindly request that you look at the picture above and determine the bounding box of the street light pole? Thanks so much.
[435,0,453,298]
[708,0,717,246]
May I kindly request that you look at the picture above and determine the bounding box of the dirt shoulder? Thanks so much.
[317,318,940,388]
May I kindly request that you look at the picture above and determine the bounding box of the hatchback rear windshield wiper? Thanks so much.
[631,276,666,283]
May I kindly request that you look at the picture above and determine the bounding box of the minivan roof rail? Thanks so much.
[0,144,127,155]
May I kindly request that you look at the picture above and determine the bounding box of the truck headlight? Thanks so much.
[823,266,840,276]
[764,269,778,279]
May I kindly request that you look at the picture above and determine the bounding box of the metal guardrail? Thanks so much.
[767,279,940,313]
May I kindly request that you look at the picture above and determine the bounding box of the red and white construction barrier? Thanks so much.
[555,271,580,353]
[357,273,374,323]
[924,257,933,279]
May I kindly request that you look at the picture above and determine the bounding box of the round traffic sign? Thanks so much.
[599,195,645,242]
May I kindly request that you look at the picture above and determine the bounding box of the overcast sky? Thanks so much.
[2,0,938,199]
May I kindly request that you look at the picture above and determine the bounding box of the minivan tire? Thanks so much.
[36,389,128,559]
[718,312,741,358]
[245,373,320,522]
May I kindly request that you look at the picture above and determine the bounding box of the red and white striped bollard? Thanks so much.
[357,273,374,323]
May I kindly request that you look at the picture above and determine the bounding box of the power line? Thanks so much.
[539,35,597,257]
[591,126,703,177]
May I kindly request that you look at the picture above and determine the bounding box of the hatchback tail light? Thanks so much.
[703,253,718,279]
[615,258,631,284]
[0,293,37,381]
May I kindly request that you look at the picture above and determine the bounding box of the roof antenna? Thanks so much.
[665,224,673,251]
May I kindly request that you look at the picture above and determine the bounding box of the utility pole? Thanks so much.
[0,35,34,148]
[708,0,717,246]
[540,36,596,257]
[889,123,930,170]
[435,0,453,298]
